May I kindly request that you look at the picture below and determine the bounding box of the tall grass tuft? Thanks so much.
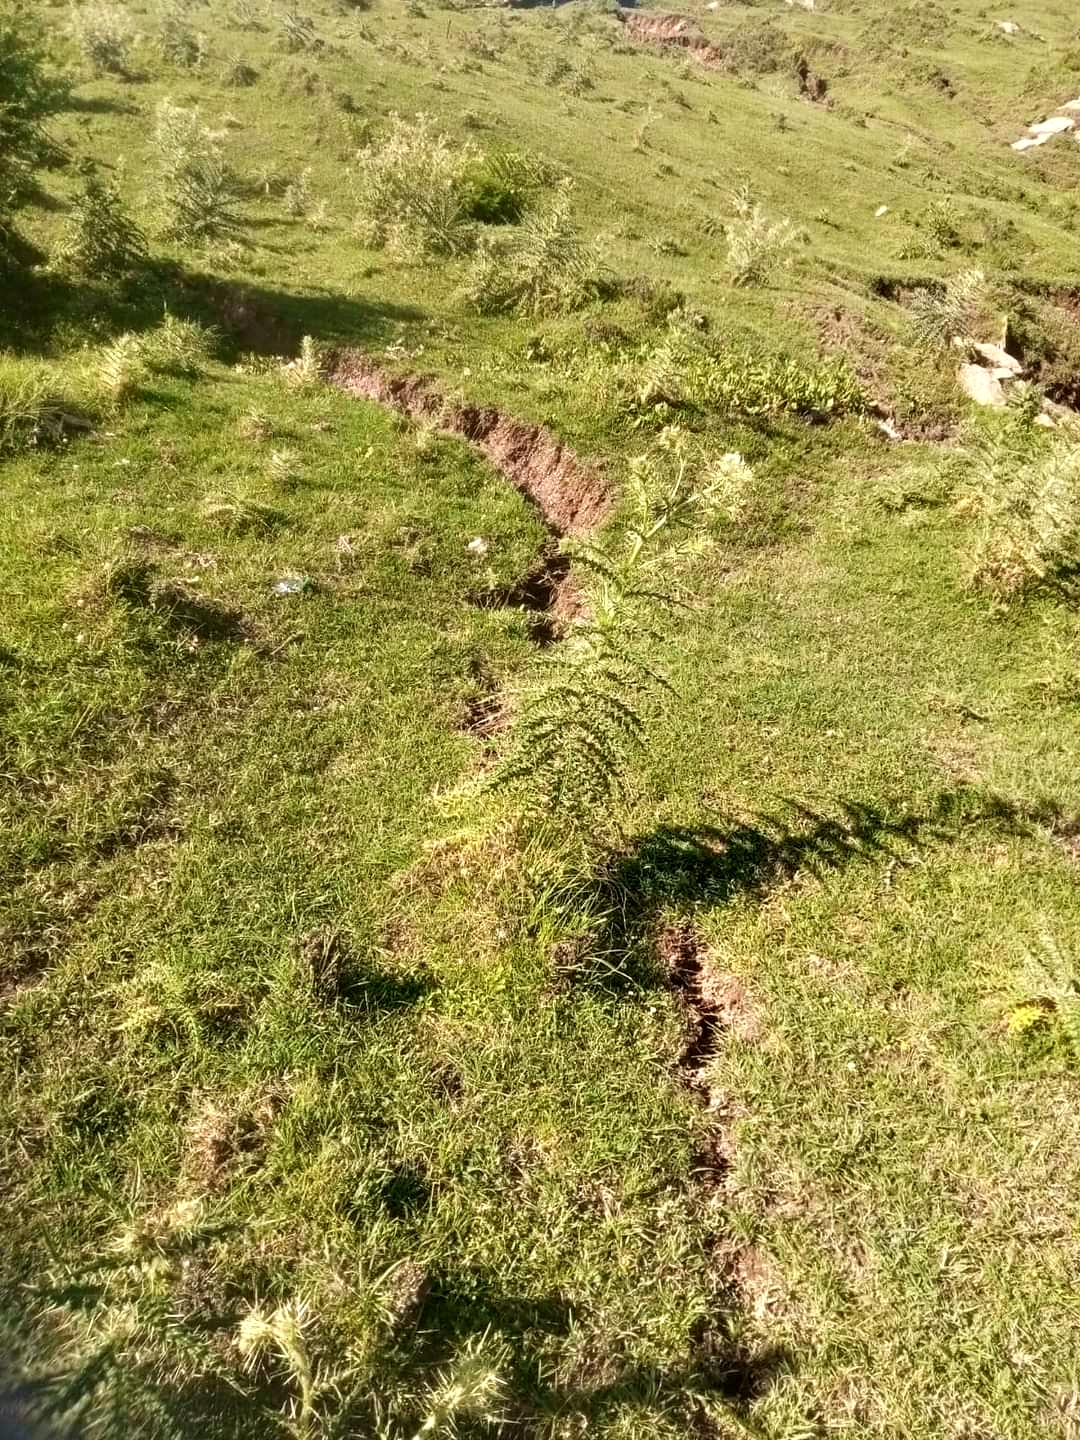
[959,397,1080,598]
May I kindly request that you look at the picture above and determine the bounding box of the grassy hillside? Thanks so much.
[2,0,1080,1436]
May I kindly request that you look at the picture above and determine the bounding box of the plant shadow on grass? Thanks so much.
[2,260,424,359]
[380,1270,793,1434]
[557,798,927,997]
[566,784,1042,997]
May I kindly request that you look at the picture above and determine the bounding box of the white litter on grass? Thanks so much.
[1030,115,1074,135]
[1012,110,1076,152]
[466,537,489,557]
[997,20,1020,35]
[875,204,889,218]
[877,417,902,441]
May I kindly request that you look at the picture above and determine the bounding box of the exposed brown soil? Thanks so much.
[617,11,726,69]
[183,1090,278,1193]
[659,922,725,1088]
[795,54,829,104]
[326,349,611,538]
[471,550,585,646]
[458,692,506,739]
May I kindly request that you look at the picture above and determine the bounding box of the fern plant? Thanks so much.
[152,98,243,244]
[57,172,148,278]
[492,428,747,831]
[1010,935,1080,1062]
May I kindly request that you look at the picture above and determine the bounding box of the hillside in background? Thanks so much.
[2,0,1080,1436]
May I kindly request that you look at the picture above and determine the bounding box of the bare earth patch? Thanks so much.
[617,11,726,69]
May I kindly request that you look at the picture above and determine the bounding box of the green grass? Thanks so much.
[3,0,1080,1435]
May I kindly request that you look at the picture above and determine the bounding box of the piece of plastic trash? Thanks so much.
[466,537,489,557]
[272,576,311,595]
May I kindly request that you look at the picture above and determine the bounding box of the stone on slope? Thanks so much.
[971,341,1023,375]
[958,365,1007,407]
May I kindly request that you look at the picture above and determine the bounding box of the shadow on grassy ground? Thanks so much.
[2,262,424,359]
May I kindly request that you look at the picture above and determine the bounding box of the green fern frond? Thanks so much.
[95,333,146,407]
[1020,936,1080,1062]
[490,428,739,833]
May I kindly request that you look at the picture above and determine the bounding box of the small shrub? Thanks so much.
[280,334,324,390]
[459,149,555,226]
[353,113,477,258]
[909,267,990,350]
[283,166,313,218]
[69,2,131,75]
[725,186,796,287]
[722,19,790,75]
[1009,936,1080,1062]
[493,427,738,830]
[269,447,305,488]
[158,14,207,69]
[631,315,865,423]
[139,314,217,375]
[961,401,1080,599]
[923,195,962,250]
[57,173,148,278]
[223,54,259,86]
[227,0,267,29]
[152,98,244,244]
[0,9,68,258]
[280,9,322,52]
[460,181,607,317]
[237,409,273,441]
[199,491,285,533]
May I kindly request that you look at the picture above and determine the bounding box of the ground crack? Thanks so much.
[659,921,724,1092]
[326,349,611,538]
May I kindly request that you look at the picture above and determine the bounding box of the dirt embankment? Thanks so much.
[617,11,726,69]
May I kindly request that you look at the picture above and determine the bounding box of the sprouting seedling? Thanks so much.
[237,1299,318,1436]
[410,1331,508,1440]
